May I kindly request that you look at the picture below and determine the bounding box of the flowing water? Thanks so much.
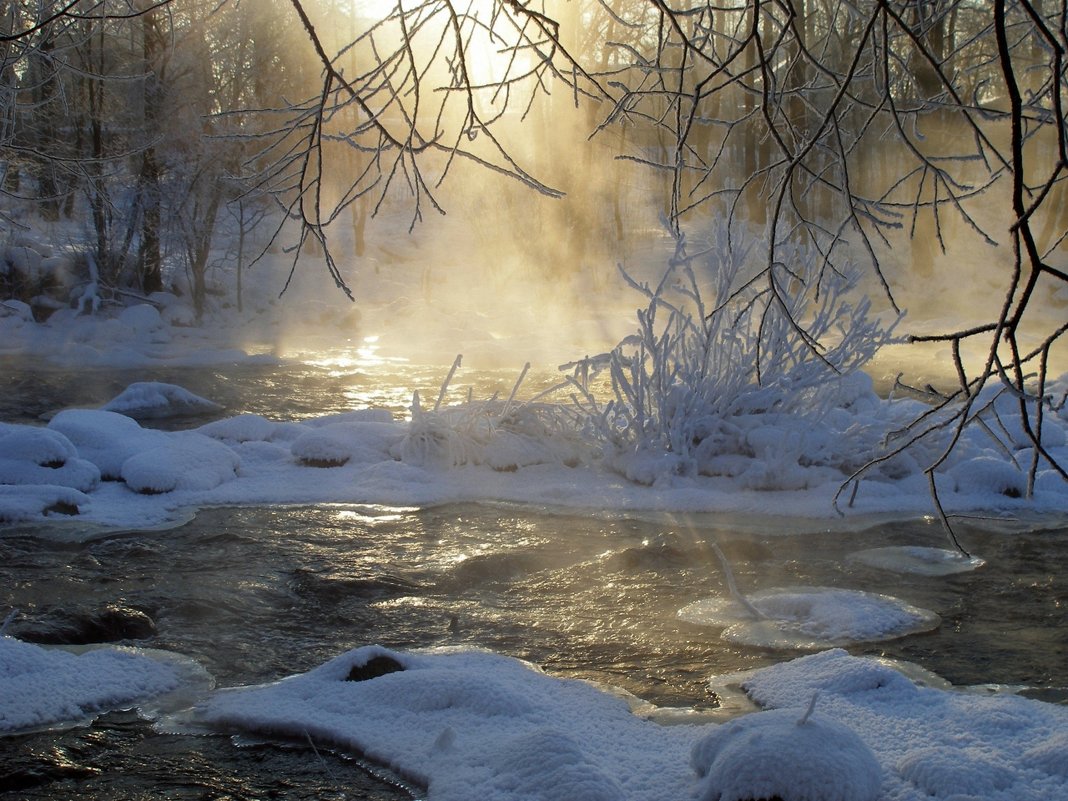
[1,358,1066,800]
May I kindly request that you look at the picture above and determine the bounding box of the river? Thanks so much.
[1,358,1066,799]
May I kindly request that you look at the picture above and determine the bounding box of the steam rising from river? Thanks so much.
[244,93,1066,387]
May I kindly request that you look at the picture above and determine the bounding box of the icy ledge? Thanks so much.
[191,645,1068,801]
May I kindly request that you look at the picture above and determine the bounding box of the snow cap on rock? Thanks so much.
[690,703,882,801]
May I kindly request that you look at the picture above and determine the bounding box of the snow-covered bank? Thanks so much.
[187,645,1068,801]
[0,371,1066,530]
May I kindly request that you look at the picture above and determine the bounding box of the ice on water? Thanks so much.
[678,586,941,648]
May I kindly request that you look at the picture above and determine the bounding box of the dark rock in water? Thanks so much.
[11,605,157,644]
[345,654,404,682]
[0,756,102,792]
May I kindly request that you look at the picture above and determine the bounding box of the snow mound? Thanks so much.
[48,409,169,479]
[194,645,699,801]
[0,424,101,494]
[949,456,1028,498]
[897,746,1014,797]
[849,546,985,575]
[291,419,401,467]
[0,635,180,734]
[121,433,240,493]
[739,650,1068,801]
[678,586,940,648]
[45,409,239,493]
[117,303,166,336]
[198,414,304,444]
[690,706,881,801]
[101,382,223,420]
[0,423,77,465]
[0,298,34,322]
[0,485,90,523]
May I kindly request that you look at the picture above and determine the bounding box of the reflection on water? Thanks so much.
[0,352,560,427]
[1,504,1066,798]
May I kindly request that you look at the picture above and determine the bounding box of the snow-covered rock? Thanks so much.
[0,424,100,493]
[120,433,240,494]
[292,418,401,467]
[102,382,223,420]
[690,706,882,801]
[49,409,168,479]
[0,485,90,523]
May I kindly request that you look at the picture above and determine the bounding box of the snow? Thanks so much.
[738,649,1068,801]
[119,433,240,494]
[101,381,224,420]
[188,645,1068,801]
[0,635,181,734]
[193,645,700,801]
[690,706,882,801]
[0,423,100,494]
[0,366,1062,530]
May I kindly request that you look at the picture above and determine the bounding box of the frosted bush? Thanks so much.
[563,229,899,486]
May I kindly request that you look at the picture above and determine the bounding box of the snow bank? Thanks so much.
[0,635,180,734]
[192,645,1068,801]
[195,645,700,801]
[739,649,1068,801]
[0,366,1065,530]
[45,409,239,492]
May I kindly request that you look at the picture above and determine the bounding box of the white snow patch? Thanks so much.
[198,414,304,444]
[0,485,90,523]
[101,382,223,420]
[690,707,882,801]
[0,636,180,734]
[739,649,1068,801]
[121,433,240,493]
[291,419,401,467]
[193,646,700,801]
[189,645,1068,801]
[48,409,169,479]
[0,424,100,493]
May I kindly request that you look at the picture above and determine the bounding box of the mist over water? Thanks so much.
[246,90,1068,391]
